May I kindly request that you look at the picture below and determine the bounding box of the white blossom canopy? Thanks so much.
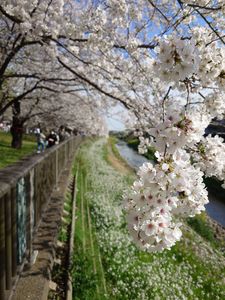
[0,0,225,250]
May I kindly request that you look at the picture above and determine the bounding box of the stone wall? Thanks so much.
[0,137,81,300]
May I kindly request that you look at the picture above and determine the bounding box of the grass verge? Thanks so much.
[72,141,107,299]
[0,132,36,169]
[70,138,225,299]
[186,213,225,252]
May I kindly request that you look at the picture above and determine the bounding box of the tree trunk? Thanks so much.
[11,117,23,149]
[11,100,23,149]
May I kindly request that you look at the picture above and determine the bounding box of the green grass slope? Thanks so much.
[0,132,36,169]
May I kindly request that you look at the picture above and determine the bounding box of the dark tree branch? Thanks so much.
[0,39,42,87]
[0,5,22,23]
[58,57,133,111]
[12,33,22,49]
[147,0,170,23]
[0,82,39,115]
[187,3,221,11]
[162,86,172,122]
[195,8,225,45]
[3,73,40,79]
[206,35,225,46]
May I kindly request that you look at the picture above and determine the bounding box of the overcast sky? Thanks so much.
[105,104,127,131]
[106,115,125,131]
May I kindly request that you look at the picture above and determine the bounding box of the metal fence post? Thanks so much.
[26,171,34,264]
[11,187,17,278]
[5,192,12,290]
[0,196,6,300]
[56,149,58,185]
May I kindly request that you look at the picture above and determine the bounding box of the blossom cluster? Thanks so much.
[152,33,225,91]
[138,136,152,154]
[148,107,210,154]
[193,135,225,182]
[123,149,208,252]
[153,36,200,84]
[190,26,224,88]
[3,0,65,38]
[204,92,225,119]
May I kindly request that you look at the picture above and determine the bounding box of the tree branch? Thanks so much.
[0,82,39,115]
[162,86,172,121]
[147,0,170,23]
[0,5,22,23]
[0,40,42,87]
[195,8,225,45]
[58,57,133,111]
[187,3,222,11]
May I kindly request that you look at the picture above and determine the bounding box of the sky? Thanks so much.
[106,115,125,131]
[105,104,127,131]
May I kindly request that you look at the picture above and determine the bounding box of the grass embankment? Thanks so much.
[71,138,225,300]
[0,132,36,169]
[106,136,134,175]
[108,136,124,162]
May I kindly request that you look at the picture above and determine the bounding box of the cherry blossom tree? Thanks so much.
[26,92,108,136]
[0,0,117,146]
[0,0,225,251]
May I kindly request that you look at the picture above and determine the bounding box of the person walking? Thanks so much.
[47,130,57,147]
[36,128,46,153]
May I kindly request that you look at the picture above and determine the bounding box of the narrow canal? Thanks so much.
[116,140,225,227]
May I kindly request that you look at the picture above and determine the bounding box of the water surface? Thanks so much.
[116,141,149,170]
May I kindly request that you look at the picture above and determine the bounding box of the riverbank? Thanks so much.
[68,138,225,299]
[106,136,134,175]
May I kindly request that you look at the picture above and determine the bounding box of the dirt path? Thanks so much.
[106,141,133,175]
